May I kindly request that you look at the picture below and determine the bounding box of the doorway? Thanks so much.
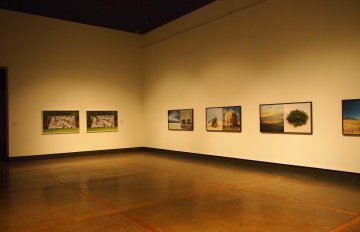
[0,68,8,161]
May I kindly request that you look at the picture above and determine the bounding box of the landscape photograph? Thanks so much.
[42,110,80,134]
[343,99,360,135]
[284,102,312,134]
[168,110,181,130]
[260,104,284,133]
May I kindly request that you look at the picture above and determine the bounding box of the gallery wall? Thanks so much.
[1,0,359,174]
[142,0,360,173]
[0,9,143,156]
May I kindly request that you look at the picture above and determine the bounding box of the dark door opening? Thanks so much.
[0,68,8,161]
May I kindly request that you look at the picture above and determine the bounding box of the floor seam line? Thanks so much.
[31,170,234,231]
[121,212,163,232]
[328,214,360,231]
[236,187,358,216]
[16,210,121,232]
[42,166,359,217]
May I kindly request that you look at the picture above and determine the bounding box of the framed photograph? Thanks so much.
[87,111,118,133]
[260,102,312,134]
[42,110,80,134]
[206,106,241,132]
[168,109,193,131]
[342,99,360,136]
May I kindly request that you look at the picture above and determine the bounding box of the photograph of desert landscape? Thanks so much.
[342,99,360,135]
[260,104,284,133]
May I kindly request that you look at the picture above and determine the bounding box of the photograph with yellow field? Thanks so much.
[342,99,360,136]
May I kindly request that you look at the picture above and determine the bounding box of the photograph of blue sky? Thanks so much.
[343,100,360,120]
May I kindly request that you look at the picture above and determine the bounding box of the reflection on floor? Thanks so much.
[0,151,360,232]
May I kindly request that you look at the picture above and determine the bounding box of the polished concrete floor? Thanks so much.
[1,151,360,232]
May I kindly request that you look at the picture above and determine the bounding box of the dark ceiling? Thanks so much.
[0,0,216,34]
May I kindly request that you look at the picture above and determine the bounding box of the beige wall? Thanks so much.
[142,0,360,173]
[1,0,360,174]
[0,9,143,156]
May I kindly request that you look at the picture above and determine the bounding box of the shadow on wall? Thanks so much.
[0,68,8,160]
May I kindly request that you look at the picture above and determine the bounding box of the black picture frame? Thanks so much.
[168,109,194,131]
[42,110,80,134]
[86,110,118,133]
[206,106,241,132]
[259,102,312,134]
